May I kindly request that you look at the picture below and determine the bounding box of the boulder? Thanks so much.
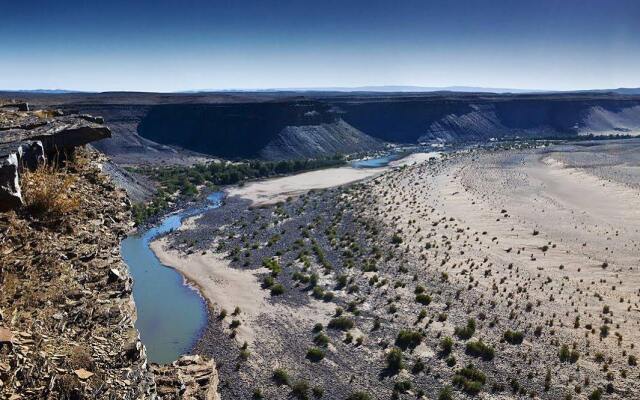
[0,153,21,211]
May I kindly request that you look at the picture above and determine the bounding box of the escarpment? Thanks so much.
[0,103,219,399]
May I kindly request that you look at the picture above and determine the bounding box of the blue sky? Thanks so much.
[1,0,638,91]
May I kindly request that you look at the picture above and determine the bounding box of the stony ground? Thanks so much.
[0,149,156,399]
[0,147,220,399]
[161,141,640,400]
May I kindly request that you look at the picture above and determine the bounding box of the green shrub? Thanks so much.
[328,317,354,331]
[312,386,324,398]
[314,333,330,347]
[465,340,495,361]
[455,319,476,340]
[292,380,310,400]
[438,385,454,400]
[415,294,432,305]
[503,330,524,345]
[273,368,290,385]
[306,347,325,362]
[559,344,579,363]
[386,347,404,372]
[588,388,602,400]
[396,329,423,350]
[271,283,285,295]
[440,336,454,355]
[394,380,412,393]
[346,392,372,400]
[452,364,486,395]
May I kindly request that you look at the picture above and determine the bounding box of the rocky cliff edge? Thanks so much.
[0,101,219,399]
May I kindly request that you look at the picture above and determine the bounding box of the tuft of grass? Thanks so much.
[22,162,80,218]
[306,347,325,362]
[273,368,290,385]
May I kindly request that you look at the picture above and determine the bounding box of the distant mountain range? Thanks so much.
[185,86,640,95]
[4,86,640,95]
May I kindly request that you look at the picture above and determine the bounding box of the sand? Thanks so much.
[226,152,440,206]
[150,238,334,347]
[226,166,384,206]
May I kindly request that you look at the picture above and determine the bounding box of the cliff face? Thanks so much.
[334,95,640,142]
[12,91,640,163]
[136,101,383,159]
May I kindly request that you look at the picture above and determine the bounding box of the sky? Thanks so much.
[1,0,639,92]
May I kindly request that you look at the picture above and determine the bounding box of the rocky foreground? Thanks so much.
[0,102,219,399]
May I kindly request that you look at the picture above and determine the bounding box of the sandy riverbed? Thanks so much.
[226,152,440,205]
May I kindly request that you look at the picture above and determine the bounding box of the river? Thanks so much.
[121,192,223,363]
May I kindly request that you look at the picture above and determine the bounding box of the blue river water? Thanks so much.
[350,153,403,168]
[121,192,223,363]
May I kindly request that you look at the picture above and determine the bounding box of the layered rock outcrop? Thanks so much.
[0,102,111,210]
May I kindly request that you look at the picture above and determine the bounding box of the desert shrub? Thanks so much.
[312,387,324,398]
[394,380,412,393]
[262,257,282,276]
[440,336,454,354]
[629,355,637,366]
[270,283,285,295]
[314,333,330,347]
[412,359,425,374]
[292,380,310,400]
[415,293,432,305]
[455,319,476,340]
[588,388,602,400]
[391,234,403,244]
[273,368,290,385]
[503,330,524,345]
[386,347,404,372]
[346,392,372,400]
[559,344,579,363]
[465,340,495,361]
[396,329,422,350]
[328,317,354,330]
[452,364,486,395]
[312,286,325,299]
[262,276,275,288]
[438,385,454,400]
[22,163,80,217]
[306,347,325,362]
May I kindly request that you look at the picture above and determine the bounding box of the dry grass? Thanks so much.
[21,162,80,217]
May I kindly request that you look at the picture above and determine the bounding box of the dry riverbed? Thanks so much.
[150,141,640,399]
